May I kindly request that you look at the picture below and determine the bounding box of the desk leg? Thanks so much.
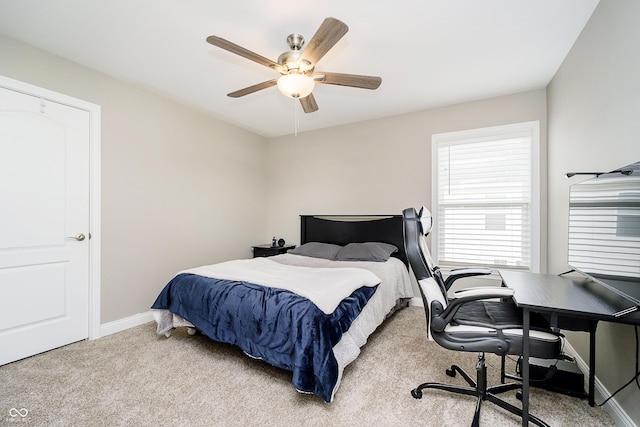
[522,308,530,426]
[588,321,598,407]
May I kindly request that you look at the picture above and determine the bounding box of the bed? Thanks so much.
[151,215,414,402]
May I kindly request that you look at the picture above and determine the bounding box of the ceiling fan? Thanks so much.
[206,17,382,113]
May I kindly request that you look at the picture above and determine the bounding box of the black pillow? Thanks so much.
[335,242,398,262]
[288,242,343,260]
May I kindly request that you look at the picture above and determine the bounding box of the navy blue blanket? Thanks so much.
[151,273,377,402]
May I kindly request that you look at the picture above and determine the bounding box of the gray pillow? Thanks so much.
[288,242,343,260]
[335,242,398,262]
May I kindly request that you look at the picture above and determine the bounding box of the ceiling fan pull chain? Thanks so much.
[294,98,300,136]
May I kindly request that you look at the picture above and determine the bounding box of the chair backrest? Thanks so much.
[402,207,430,280]
[403,207,449,340]
[402,206,448,298]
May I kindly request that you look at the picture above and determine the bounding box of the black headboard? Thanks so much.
[300,215,408,267]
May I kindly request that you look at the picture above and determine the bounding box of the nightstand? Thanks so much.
[252,244,296,258]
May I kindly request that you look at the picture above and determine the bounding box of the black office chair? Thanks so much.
[402,207,562,427]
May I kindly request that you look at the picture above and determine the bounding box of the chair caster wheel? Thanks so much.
[187,327,197,336]
[446,368,456,377]
[411,389,423,399]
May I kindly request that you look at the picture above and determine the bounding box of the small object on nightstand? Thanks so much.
[278,238,285,247]
[252,244,296,258]
[272,236,277,247]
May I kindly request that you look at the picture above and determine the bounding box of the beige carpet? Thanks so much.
[1,307,615,426]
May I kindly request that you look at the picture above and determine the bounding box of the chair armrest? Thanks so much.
[453,287,514,299]
[451,267,493,276]
[443,267,492,290]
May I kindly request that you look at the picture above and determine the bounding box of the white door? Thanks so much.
[0,86,90,365]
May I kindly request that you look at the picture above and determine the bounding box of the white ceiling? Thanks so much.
[0,0,599,138]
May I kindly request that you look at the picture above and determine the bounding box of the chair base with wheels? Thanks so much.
[411,352,549,427]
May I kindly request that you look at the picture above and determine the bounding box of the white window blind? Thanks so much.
[432,122,539,271]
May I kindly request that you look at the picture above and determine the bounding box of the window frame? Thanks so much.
[431,121,541,274]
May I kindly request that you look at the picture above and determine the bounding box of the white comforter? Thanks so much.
[180,257,380,314]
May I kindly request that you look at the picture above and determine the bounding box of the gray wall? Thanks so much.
[266,90,548,263]
[547,0,640,422]
[0,34,269,323]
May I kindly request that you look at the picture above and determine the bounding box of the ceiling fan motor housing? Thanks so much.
[278,36,313,74]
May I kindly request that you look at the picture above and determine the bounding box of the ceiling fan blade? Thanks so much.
[313,72,382,90]
[299,93,319,113]
[227,79,278,98]
[300,18,348,66]
[206,36,284,73]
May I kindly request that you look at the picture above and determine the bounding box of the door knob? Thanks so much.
[67,233,86,241]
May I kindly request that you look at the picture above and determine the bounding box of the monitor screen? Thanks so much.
[567,160,640,304]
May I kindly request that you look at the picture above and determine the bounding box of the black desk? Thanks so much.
[499,270,640,426]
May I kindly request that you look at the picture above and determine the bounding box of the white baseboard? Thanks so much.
[562,340,636,427]
[408,296,423,307]
[99,310,155,338]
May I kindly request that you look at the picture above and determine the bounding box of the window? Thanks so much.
[432,121,540,272]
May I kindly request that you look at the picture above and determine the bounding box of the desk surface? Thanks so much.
[499,270,640,325]
[500,269,640,423]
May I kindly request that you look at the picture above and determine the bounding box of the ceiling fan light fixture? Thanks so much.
[277,73,315,99]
